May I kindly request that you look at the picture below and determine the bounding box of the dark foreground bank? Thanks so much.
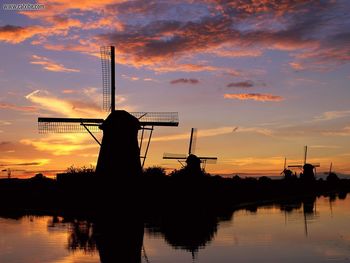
[0,173,349,216]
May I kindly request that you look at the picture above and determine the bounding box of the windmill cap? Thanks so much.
[303,163,314,169]
[100,110,140,130]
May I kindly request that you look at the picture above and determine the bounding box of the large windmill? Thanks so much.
[38,46,179,176]
[163,128,217,169]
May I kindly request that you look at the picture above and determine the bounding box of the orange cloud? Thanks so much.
[224,93,284,102]
[0,25,47,44]
[31,55,80,72]
[289,62,305,70]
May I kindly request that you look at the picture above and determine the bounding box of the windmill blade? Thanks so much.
[163,153,187,160]
[188,128,197,155]
[133,112,179,127]
[100,46,112,112]
[38,112,178,133]
[38,117,103,133]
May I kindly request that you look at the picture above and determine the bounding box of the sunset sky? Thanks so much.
[0,0,350,177]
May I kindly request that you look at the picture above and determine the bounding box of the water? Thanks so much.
[1,195,350,262]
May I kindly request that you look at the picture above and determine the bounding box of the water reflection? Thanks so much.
[1,193,350,262]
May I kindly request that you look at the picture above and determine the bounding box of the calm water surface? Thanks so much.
[1,195,350,263]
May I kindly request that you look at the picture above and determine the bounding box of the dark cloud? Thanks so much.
[2,1,349,71]
[0,25,23,32]
[227,81,254,88]
[97,0,350,71]
[0,141,11,146]
[170,78,200,84]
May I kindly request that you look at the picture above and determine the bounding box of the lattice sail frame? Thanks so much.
[100,46,111,112]
[38,112,179,133]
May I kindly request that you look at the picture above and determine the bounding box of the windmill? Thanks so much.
[1,168,11,178]
[38,46,179,176]
[163,128,217,169]
[287,145,320,176]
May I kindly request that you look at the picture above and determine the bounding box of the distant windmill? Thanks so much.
[163,128,217,169]
[38,46,179,176]
[1,168,11,178]
[287,145,320,175]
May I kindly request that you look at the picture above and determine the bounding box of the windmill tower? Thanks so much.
[163,128,217,170]
[38,46,179,178]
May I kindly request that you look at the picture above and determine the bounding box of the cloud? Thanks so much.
[25,90,104,117]
[235,127,273,136]
[313,110,350,122]
[2,1,349,74]
[153,125,272,142]
[0,120,11,125]
[149,63,220,73]
[224,93,284,102]
[289,62,305,70]
[25,89,132,117]
[30,55,80,72]
[323,126,350,137]
[226,81,254,88]
[21,134,98,156]
[0,158,50,167]
[210,47,263,58]
[170,78,199,85]
[0,25,47,44]
[310,145,341,149]
[153,127,235,142]
[0,102,37,112]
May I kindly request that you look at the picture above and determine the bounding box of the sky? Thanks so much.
[0,0,350,178]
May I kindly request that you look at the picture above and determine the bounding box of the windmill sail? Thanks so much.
[163,153,188,160]
[38,112,179,133]
[100,46,113,112]
[188,128,197,155]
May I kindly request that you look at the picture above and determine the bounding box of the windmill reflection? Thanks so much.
[279,196,318,236]
[146,208,219,259]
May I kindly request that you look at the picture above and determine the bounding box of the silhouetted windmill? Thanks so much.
[1,168,11,178]
[287,145,320,175]
[163,128,217,169]
[38,46,179,176]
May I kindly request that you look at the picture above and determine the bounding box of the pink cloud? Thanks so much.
[30,55,80,73]
[0,102,37,112]
[224,93,284,102]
